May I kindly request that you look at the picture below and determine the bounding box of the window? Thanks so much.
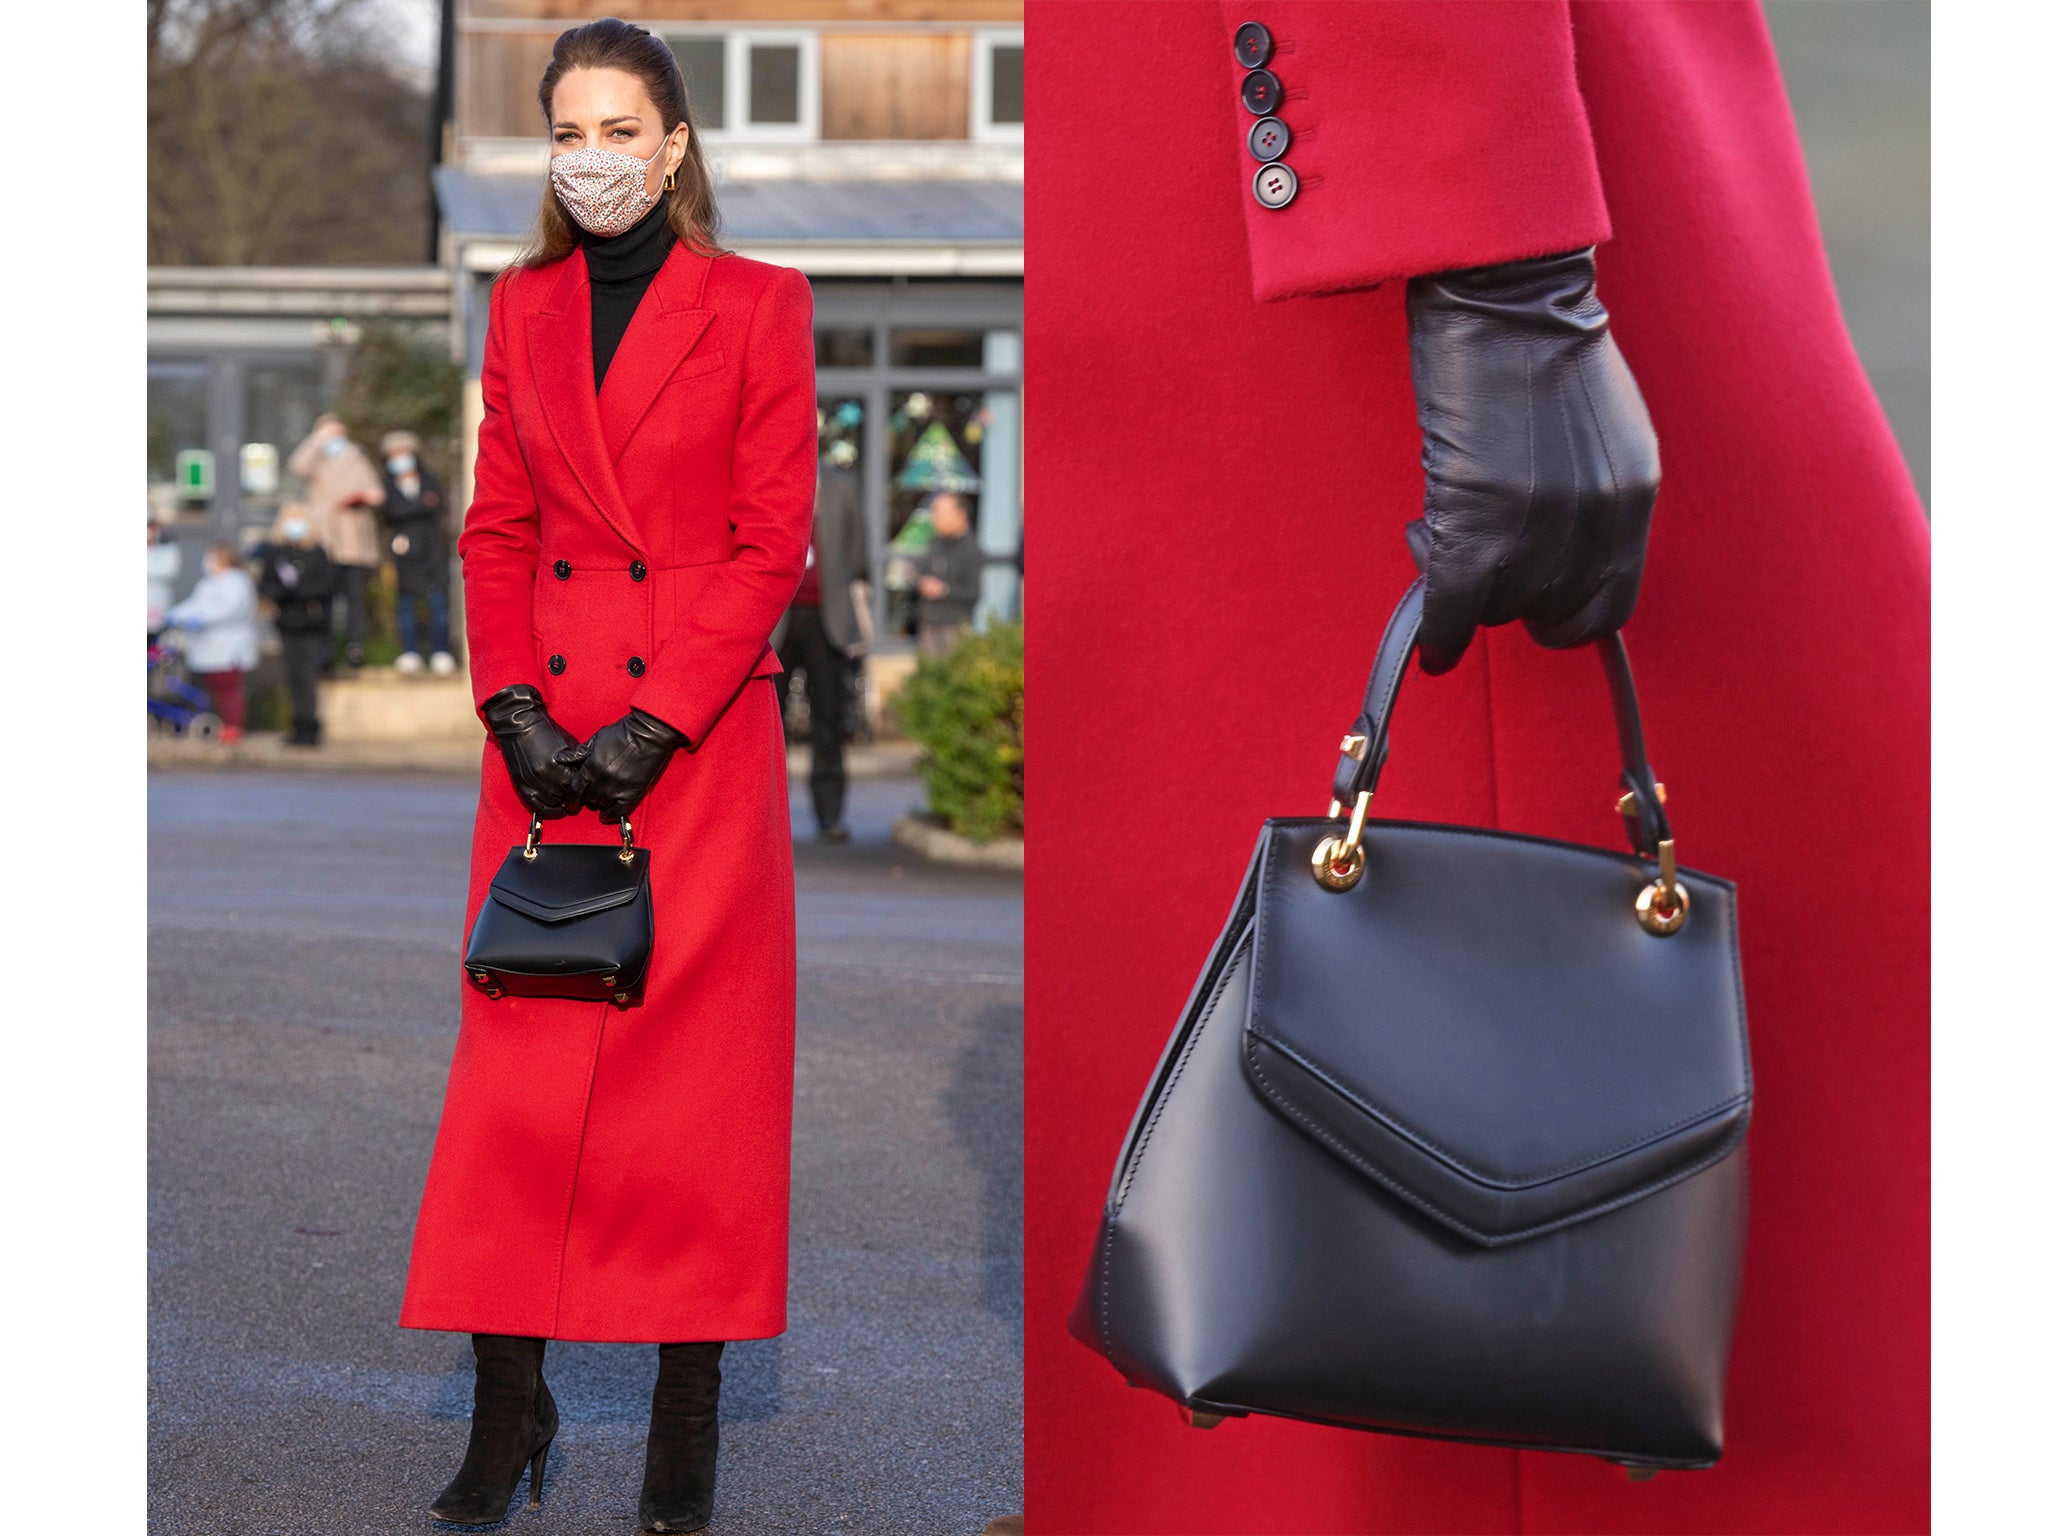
[242,360,325,512]
[749,44,802,126]
[973,30,1024,142]
[148,359,210,500]
[670,35,727,130]
[889,329,985,369]
[663,31,818,141]
[816,328,876,368]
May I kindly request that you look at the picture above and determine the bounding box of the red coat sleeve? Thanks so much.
[630,265,818,745]
[457,269,544,712]
[1218,1,1611,298]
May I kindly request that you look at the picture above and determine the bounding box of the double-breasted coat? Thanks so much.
[1028,3,1928,1533]
[400,241,817,1344]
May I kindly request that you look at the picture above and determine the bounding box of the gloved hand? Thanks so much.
[1404,247,1660,675]
[573,709,687,823]
[481,684,587,818]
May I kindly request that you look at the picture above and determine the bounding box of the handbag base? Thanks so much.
[1145,1382,1715,1472]
[464,965,648,1007]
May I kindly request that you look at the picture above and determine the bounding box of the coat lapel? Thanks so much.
[598,243,717,464]
[527,250,639,551]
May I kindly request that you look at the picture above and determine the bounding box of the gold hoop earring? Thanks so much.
[663,168,676,193]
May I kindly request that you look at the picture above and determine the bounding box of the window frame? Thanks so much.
[663,31,732,135]
[663,28,820,144]
[971,29,1025,144]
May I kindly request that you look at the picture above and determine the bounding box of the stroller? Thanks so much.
[148,630,222,740]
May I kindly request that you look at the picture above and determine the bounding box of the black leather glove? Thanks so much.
[574,709,687,823]
[481,684,587,818]
[1404,247,1660,675]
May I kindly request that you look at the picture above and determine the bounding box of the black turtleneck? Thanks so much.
[582,201,677,393]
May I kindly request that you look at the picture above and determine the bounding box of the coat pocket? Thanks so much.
[670,348,726,385]
[654,560,785,681]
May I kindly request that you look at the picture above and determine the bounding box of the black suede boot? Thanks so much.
[638,1341,724,1533]
[428,1334,558,1525]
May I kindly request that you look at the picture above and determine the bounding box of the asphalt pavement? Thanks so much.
[148,769,1021,1535]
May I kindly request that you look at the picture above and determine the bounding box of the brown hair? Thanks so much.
[516,18,723,269]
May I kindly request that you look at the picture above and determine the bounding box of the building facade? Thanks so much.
[437,1,1026,637]
[144,3,1023,638]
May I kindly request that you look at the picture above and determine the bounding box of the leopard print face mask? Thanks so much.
[549,140,669,237]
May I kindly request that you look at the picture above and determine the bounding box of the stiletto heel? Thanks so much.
[528,1439,551,1507]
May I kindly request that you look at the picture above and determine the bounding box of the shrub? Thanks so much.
[894,622,1023,844]
[332,320,463,482]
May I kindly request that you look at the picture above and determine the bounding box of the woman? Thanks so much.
[1029,4,1927,1534]
[377,430,456,676]
[399,19,816,1534]
[285,415,384,670]
[160,541,259,744]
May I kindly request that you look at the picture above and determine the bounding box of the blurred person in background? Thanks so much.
[774,458,872,841]
[162,541,259,745]
[380,430,457,676]
[258,505,337,748]
[147,515,181,639]
[288,413,384,669]
[914,491,982,658]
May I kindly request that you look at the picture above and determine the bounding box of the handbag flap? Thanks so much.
[1242,819,1750,1247]
[488,842,650,924]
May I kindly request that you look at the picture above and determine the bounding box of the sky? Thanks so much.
[368,0,438,83]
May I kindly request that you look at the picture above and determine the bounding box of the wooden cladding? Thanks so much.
[459,29,557,139]
[821,33,971,140]
[458,17,1007,142]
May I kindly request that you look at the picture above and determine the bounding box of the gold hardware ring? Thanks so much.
[1311,791,1372,893]
[1635,837,1690,936]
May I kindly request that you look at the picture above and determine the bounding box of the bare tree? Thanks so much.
[149,0,432,265]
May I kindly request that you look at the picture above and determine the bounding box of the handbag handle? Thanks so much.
[523,812,638,865]
[1313,579,1687,935]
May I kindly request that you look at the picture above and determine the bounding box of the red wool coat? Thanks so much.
[400,242,817,1343]
[1027,3,1928,1533]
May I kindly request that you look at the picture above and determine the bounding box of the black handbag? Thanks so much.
[462,814,654,1006]
[1070,579,1751,1473]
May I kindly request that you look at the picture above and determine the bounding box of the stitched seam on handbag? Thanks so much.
[488,887,641,922]
[1267,815,1737,894]
[1250,1027,1751,1188]
[1724,884,1754,1104]
[1248,819,1745,1184]
[1101,933,1252,1370]
[1245,1038,1747,1247]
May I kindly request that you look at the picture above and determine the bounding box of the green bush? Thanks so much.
[332,320,463,483]
[894,622,1023,844]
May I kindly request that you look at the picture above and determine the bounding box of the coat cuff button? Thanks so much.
[1240,68,1281,116]
[1247,116,1291,162]
[1233,22,1273,70]
[1252,161,1298,210]
[627,656,646,678]
[548,654,565,675]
